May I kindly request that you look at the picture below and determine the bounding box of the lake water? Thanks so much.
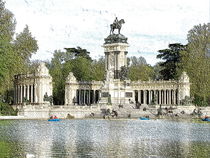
[0,119,210,158]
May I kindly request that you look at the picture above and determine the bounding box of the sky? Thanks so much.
[5,0,210,65]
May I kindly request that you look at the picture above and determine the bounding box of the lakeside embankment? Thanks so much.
[1,105,210,120]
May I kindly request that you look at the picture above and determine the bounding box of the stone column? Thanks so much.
[159,90,161,104]
[30,85,33,103]
[151,91,153,104]
[143,90,147,104]
[138,90,141,104]
[171,90,173,104]
[20,85,22,103]
[88,90,91,105]
[17,85,20,103]
[84,90,86,105]
[168,90,171,105]
[173,90,176,105]
[14,86,16,104]
[34,84,37,103]
[163,90,166,105]
[148,90,151,104]
[93,90,96,104]
[80,90,82,105]
[78,90,80,105]
[27,85,30,102]
[24,85,27,101]
[176,90,179,105]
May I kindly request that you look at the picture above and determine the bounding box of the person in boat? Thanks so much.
[54,115,58,119]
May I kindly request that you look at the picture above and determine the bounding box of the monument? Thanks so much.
[99,18,134,105]
[14,17,191,111]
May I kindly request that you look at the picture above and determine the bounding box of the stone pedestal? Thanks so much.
[99,34,135,105]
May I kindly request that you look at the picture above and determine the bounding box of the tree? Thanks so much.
[91,57,105,81]
[153,62,164,80]
[48,47,100,105]
[128,56,154,81]
[157,43,186,80]
[180,23,210,106]
[64,46,92,61]
[130,56,147,66]
[0,0,38,105]
[49,50,65,105]
[128,64,154,81]
[13,25,38,63]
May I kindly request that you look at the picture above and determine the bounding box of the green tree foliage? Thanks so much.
[14,25,38,62]
[180,23,210,106]
[49,48,105,105]
[128,56,154,81]
[157,43,186,80]
[64,46,92,61]
[0,0,38,105]
[0,102,17,116]
[49,50,66,105]
[91,57,105,81]
[153,62,164,80]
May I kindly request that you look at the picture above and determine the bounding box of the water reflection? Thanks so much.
[0,119,210,157]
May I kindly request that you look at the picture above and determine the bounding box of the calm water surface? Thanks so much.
[0,119,210,158]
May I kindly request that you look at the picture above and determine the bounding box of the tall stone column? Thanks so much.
[34,84,37,103]
[24,85,27,101]
[148,90,151,104]
[138,90,141,104]
[164,90,166,105]
[83,89,86,104]
[31,85,33,103]
[176,90,179,105]
[88,90,91,105]
[78,90,80,105]
[143,90,147,104]
[93,90,95,104]
[20,85,23,103]
[159,90,161,104]
[173,90,175,105]
[81,90,83,105]
[169,90,171,105]
[27,85,30,102]
[151,91,153,104]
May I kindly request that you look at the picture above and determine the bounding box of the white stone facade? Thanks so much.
[14,63,52,105]
[14,26,190,107]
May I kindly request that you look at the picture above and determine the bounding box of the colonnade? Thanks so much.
[136,89,178,105]
[14,84,36,104]
[76,89,100,105]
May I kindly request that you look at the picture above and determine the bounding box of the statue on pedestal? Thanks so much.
[110,17,125,34]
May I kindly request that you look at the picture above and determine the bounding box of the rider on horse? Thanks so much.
[113,17,119,26]
[110,17,125,35]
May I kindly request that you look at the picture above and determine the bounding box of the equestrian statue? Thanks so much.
[110,17,125,34]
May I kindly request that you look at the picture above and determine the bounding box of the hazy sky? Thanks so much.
[5,0,209,65]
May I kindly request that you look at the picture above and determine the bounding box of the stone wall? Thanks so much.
[18,105,101,119]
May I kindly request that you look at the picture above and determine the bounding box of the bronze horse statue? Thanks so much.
[110,19,125,34]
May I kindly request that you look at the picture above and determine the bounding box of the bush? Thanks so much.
[193,95,209,107]
[0,102,17,116]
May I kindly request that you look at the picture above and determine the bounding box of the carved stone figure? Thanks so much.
[119,66,128,80]
[110,18,125,34]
